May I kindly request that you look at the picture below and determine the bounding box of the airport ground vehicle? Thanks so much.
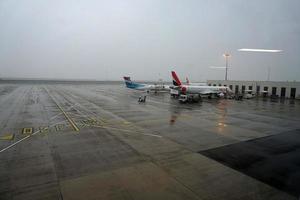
[244,90,255,99]
[232,93,244,100]
[178,94,201,103]
[170,88,180,98]
[138,95,147,102]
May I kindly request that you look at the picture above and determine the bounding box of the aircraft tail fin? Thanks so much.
[123,76,132,88]
[171,71,182,86]
[123,76,144,89]
[123,76,131,81]
[186,77,190,85]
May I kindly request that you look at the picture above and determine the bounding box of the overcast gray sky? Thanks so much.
[0,0,299,81]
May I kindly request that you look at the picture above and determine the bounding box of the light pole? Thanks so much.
[223,53,230,81]
[267,67,270,81]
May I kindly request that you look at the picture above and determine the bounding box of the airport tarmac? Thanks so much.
[0,82,300,200]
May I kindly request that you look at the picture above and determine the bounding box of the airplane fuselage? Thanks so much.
[182,85,229,94]
[134,84,169,91]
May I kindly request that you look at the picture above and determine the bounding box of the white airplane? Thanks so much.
[123,76,170,92]
[171,71,232,96]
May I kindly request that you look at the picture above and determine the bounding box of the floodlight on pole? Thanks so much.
[209,66,226,69]
[223,53,230,81]
[238,48,282,53]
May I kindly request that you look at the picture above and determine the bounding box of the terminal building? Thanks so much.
[207,80,300,99]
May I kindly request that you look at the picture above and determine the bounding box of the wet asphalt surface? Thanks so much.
[0,82,300,200]
[200,129,300,197]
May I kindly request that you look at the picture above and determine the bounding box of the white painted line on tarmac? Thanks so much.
[0,120,66,153]
[0,135,31,153]
[44,88,79,132]
[92,125,162,138]
[51,88,163,138]
[50,112,63,121]
[50,103,79,121]
[140,133,162,138]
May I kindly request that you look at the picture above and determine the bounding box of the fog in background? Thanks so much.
[0,0,299,81]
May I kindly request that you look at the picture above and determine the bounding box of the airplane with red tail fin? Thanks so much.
[171,71,232,96]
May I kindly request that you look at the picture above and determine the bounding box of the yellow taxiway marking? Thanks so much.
[39,126,49,133]
[0,121,65,153]
[54,101,79,132]
[44,87,79,132]
[22,128,33,134]
[0,134,14,140]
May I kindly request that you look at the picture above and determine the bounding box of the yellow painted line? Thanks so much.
[44,88,79,132]
[180,114,191,118]
[55,101,79,132]
[0,134,14,140]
